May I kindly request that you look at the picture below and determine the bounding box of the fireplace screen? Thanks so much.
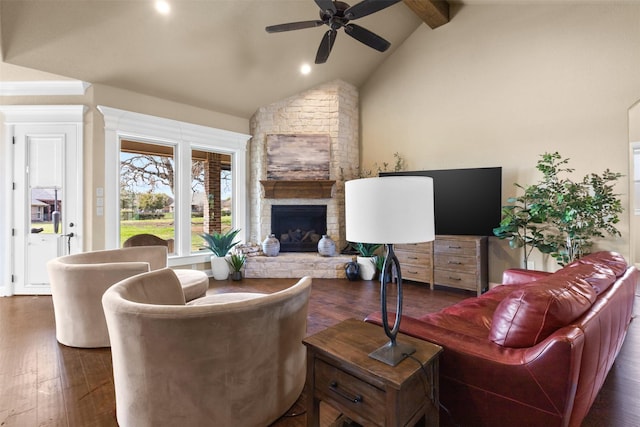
[271,205,327,252]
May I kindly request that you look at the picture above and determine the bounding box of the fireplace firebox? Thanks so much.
[271,205,327,252]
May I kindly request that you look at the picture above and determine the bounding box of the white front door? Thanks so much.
[10,119,83,295]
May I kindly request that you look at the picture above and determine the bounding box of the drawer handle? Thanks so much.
[449,276,462,281]
[448,245,462,249]
[408,270,419,274]
[409,256,418,260]
[447,261,462,265]
[329,381,362,404]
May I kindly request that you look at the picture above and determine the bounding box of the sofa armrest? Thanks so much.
[502,268,551,285]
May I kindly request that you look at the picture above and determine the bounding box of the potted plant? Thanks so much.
[227,249,246,281]
[352,242,381,280]
[201,228,241,280]
[494,152,623,267]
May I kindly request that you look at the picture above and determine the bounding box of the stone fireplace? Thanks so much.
[248,80,360,253]
[244,80,359,278]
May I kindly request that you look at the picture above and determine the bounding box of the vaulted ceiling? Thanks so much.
[0,0,450,118]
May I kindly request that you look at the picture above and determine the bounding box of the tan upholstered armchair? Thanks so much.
[46,246,208,348]
[102,269,312,427]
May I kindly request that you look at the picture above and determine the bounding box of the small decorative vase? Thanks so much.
[357,256,377,280]
[262,234,280,257]
[345,261,360,281]
[211,256,230,280]
[231,271,242,281]
[317,235,336,257]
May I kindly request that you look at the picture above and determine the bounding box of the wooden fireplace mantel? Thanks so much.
[260,180,335,199]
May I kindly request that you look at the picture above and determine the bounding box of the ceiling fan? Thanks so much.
[265,0,401,64]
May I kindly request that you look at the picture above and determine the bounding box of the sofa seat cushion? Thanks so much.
[489,270,597,348]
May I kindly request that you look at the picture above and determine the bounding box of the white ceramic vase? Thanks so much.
[210,256,230,280]
[317,235,336,257]
[357,256,377,280]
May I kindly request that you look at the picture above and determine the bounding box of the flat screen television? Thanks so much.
[381,167,502,236]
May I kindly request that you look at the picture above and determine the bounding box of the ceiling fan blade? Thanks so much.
[344,23,390,52]
[344,0,401,20]
[315,29,337,64]
[266,20,325,33]
[315,0,337,14]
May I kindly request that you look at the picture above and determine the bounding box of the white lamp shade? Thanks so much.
[345,176,435,244]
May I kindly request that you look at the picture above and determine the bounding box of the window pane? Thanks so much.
[120,140,175,253]
[30,188,62,234]
[191,150,233,253]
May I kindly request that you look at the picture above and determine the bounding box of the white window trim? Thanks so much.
[0,80,91,96]
[98,106,250,265]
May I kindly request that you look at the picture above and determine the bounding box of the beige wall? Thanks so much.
[360,3,640,281]
[629,100,640,265]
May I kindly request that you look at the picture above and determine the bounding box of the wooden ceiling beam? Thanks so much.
[403,0,450,29]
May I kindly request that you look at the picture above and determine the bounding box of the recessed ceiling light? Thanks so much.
[300,63,312,75]
[155,0,171,15]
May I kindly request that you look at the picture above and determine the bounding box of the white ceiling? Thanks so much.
[0,0,427,118]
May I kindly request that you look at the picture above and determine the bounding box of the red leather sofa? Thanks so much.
[366,251,637,427]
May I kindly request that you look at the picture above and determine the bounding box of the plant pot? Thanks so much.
[230,271,243,281]
[210,256,230,280]
[357,256,377,280]
[345,261,360,281]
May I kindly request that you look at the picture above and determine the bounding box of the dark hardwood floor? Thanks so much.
[0,278,638,426]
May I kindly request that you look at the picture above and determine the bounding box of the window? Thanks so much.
[100,106,249,264]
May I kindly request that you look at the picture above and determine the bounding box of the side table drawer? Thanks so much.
[314,359,385,426]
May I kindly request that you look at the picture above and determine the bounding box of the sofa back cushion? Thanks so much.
[556,263,617,295]
[489,268,597,347]
[566,251,628,277]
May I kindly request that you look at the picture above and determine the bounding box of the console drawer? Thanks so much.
[396,250,432,266]
[434,253,477,274]
[401,264,432,283]
[435,238,477,255]
[434,269,478,291]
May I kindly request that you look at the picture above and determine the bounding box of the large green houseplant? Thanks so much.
[494,152,623,267]
[201,228,241,280]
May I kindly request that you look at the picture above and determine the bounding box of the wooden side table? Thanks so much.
[303,319,442,427]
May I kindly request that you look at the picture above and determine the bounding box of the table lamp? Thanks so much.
[345,176,435,366]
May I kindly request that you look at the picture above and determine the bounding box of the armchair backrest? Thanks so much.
[46,246,169,348]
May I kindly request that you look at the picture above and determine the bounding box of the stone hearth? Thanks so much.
[244,253,353,279]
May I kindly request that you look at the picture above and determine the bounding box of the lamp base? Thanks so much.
[369,340,415,367]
